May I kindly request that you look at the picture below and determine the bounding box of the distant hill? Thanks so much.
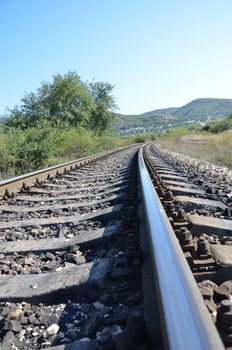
[115,98,232,133]
[138,107,178,117]
[172,98,232,118]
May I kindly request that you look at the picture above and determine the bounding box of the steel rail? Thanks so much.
[0,145,135,199]
[138,146,225,350]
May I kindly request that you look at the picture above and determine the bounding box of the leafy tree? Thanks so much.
[38,72,93,127]
[5,72,116,133]
[88,81,117,134]
[5,106,29,129]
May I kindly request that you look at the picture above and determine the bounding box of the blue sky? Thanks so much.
[1,0,232,115]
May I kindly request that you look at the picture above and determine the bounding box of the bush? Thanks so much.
[133,135,146,143]
[0,126,136,179]
[202,114,232,134]
[0,134,15,178]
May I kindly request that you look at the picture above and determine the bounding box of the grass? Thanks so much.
[202,130,232,167]
[0,126,155,180]
[156,123,232,168]
[202,114,232,133]
[0,127,129,179]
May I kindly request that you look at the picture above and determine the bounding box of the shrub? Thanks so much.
[202,114,232,134]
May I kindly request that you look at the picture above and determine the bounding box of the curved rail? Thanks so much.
[139,146,225,350]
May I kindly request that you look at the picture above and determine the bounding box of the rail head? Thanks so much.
[138,146,225,350]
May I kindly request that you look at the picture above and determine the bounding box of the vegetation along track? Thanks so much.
[0,143,231,349]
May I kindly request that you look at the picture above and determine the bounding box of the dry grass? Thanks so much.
[205,130,232,167]
[157,130,232,168]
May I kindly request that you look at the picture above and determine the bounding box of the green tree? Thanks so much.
[5,72,116,132]
[5,72,91,128]
[38,72,93,127]
[88,81,117,134]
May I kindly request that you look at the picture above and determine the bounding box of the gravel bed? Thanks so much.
[0,246,128,275]
[0,148,140,349]
[0,201,112,222]
[150,145,232,220]
[151,145,232,202]
[184,206,230,220]
[0,247,87,275]
[18,177,127,197]
[0,291,143,349]
[198,279,232,326]
[0,220,104,241]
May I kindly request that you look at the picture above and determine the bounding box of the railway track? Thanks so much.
[0,144,231,349]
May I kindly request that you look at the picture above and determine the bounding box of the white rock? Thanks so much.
[66,233,73,238]
[26,327,33,333]
[32,331,39,336]
[19,329,26,336]
[46,323,59,335]
[41,342,51,347]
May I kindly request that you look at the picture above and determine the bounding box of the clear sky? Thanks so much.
[1,0,232,115]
